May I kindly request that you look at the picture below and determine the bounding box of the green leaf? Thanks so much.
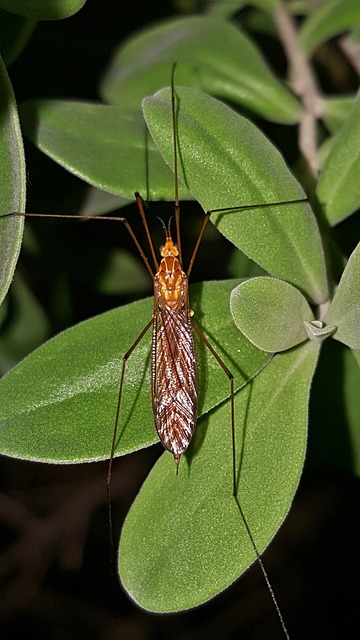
[246,0,280,12]
[317,90,360,225]
[324,242,360,349]
[323,95,356,133]
[230,277,314,352]
[73,185,130,216]
[353,349,360,369]
[0,54,25,307]
[308,340,360,476]
[0,272,49,374]
[101,16,301,124]
[0,280,269,462]
[344,349,360,474]
[299,0,360,54]
[143,86,329,304]
[0,9,36,66]
[120,340,319,612]
[206,0,246,19]
[19,100,190,201]
[0,0,87,20]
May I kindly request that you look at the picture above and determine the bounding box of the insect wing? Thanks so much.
[151,302,197,457]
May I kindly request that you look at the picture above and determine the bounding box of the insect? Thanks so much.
[0,64,314,639]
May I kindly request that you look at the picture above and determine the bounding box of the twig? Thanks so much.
[273,3,325,179]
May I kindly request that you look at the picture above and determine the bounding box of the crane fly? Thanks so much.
[0,64,311,640]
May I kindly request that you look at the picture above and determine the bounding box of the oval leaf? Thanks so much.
[324,241,360,349]
[0,54,25,307]
[0,280,269,462]
[299,0,360,55]
[143,86,329,304]
[230,277,314,352]
[101,16,301,124]
[317,90,360,225]
[120,341,320,612]
[0,0,87,20]
[19,100,190,201]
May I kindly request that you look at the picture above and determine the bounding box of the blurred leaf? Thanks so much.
[101,16,301,124]
[323,95,356,133]
[143,86,329,304]
[353,349,360,369]
[0,272,49,374]
[230,277,314,352]
[324,241,360,349]
[228,249,265,279]
[0,280,269,462]
[205,0,246,18]
[74,185,130,216]
[0,54,25,307]
[0,0,87,20]
[120,340,319,612]
[317,90,360,225]
[97,249,150,296]
[308,340,360,476]
[299,0,360,54]
[317,135,335,169]
[0,9,36,66]
[346,349,360,474]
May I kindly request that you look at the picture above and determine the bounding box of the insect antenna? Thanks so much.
[171,63,183,267]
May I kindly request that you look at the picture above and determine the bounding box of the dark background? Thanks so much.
[1,1,359,638]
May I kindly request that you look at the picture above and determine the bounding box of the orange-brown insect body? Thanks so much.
[151,232,197,470]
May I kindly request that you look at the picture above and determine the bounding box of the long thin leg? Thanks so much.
[6,210,156,281]
[191,320,290,640]
[134,193,159,273]
[107,318,153,561]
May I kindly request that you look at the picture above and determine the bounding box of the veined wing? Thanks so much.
[151,305,197,457]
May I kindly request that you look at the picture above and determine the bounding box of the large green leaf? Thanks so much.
[317,90,360,225]
[299,0,360,55]
[120,340,319,612]
[324,241,360,349]
[0,280,269,462]
[101,16,301,124]
[143,86,329,305]
[0,54,25,307]
[0,0,87,20]
[19,100,190,201]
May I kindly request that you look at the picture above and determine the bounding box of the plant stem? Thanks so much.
[273,2,324,179]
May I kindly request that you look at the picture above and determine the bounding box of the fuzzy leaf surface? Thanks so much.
[324,242,360,349]
[0,55,25,307]
[120,341,319,612]
[230,277,314,352]
[0,280,269,462]
[19,99,190,201]
[143,87,328,304]
[318,90,360,225]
